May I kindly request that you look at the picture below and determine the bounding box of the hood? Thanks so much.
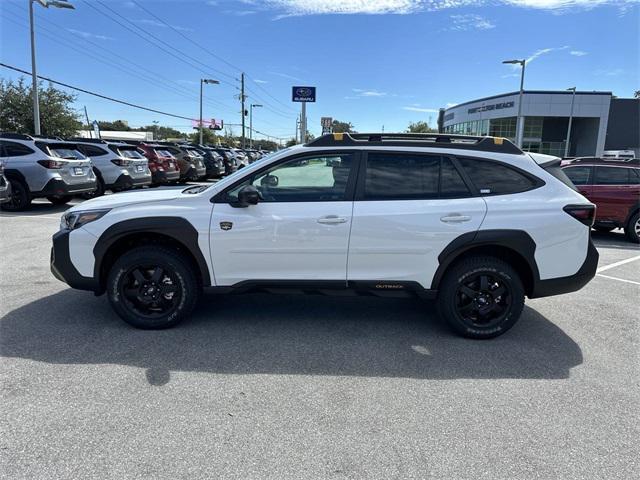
[69,187,187,212]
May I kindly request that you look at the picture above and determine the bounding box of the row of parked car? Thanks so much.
[0,132,271,211]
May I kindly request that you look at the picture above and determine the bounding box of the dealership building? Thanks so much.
[440,91,639,157]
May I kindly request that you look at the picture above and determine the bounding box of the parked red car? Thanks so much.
[563,158,640,243]
[136,143,181,185]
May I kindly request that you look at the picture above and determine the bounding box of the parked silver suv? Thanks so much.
[72,138,151,197]
[0,133,96,211]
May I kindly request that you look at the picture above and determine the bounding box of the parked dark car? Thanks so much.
[563,157,640,242]
[136,143,181,185]
[154,143,206,181]
[211,147,238,175]
[195,146,225,178]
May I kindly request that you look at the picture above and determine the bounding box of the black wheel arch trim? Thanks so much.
[93,217,212,291]
[3,169,29,189]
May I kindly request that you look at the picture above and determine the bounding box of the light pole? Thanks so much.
[502,58,526,148]
[249,104,262,149]
[564,87,577,158]
[199,78,219,145]
[30,0,75,135]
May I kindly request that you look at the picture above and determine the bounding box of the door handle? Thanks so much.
[440,214,472,223]
[317,215,347,225]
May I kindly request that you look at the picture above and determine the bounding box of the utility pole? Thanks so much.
[300,101,306,143]
[84,106,91,138]
[240,73,246,149]
[249,104,262,149]
[502,58,526,148]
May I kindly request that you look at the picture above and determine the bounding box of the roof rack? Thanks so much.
[67,137,108,144]
[306,132,523,155]
[568,157,639,166]
[0,132,34,140]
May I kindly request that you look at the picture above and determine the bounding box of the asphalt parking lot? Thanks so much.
[1,198,638,480]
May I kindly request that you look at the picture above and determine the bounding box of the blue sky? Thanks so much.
[1,0,638,140]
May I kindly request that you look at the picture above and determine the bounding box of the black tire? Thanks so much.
[437,256,525,339]
[1,178,31,211]
[593,226,615,233]
[107,246,200,329]
[624,211,640,244]
[46,195,73,206]
[81,175,104,199]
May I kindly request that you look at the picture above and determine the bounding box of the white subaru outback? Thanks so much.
[50,133,598,339]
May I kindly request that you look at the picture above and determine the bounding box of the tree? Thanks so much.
[188,128,217,145]
[97,120,130,131]
[285,138,297,147]
[135,124,183,141]
[407,121,437,133]
[0,77,82,137]
[331,120,355,133]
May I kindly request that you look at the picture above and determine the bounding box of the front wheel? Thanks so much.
[437,256,525,339]
[47,195,73,206]
[107,246,200,329]
[625,212,640,243]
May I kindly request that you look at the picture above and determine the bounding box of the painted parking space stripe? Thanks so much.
[597,274,640,286]
[597,254,640,273]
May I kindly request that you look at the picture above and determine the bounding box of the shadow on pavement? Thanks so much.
[0,290,583,385]
[0,201,75,217]
[592,230,639,250]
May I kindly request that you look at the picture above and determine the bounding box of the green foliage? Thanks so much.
[285,138,297,147]
[97,120,130,131]
[407,121,437,133]
[187,128,217,144]
[331,120,354,133]
[0,77,82,137]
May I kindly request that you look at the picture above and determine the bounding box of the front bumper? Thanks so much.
[36,178,97,197]
[50,229,100,292]
[529,235,599,298]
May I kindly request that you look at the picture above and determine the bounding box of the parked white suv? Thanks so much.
[51,133,598,339]
[0,133,97,210]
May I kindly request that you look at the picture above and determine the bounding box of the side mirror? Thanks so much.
[236,185,260,207]
[261,174,279,187]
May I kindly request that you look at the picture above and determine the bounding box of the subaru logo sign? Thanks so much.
[292,86,316,103]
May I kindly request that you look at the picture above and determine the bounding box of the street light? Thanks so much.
[502,58,526,148]
[564,87,577,158]
[30,0,75,135]
[199,78,219,145]
[249,104,262,149]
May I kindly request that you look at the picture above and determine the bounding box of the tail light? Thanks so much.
[111,158,133,167]
[564,204,596,227]
[37,159,68,169]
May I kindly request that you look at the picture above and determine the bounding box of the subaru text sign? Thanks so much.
[292,86,316,103]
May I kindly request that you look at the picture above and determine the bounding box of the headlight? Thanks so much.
[61,209,110,230]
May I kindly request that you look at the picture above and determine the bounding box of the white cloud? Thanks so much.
[268,71,304,81]
[254,79,269,84]
[353,88,387,97]
[139,19,193,32]
[449,14,495,30]
[67,29,113,41]
[570,50,588,56]
[252,0,639,18]
[403,106,439,112]
[595,68,624,76]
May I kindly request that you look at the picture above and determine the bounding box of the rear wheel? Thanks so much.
[625,212,640,243]
[107,246,200,329]
[1,178,31,211]
[437,256,525,339]
[46,195,73,206]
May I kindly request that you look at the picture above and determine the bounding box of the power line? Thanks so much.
[1,62,194,121]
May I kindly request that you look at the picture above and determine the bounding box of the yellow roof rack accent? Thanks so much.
[494,137,504,145]
[333,133,344,141]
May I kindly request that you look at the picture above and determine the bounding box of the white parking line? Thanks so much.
[596,255,640,273]
[597,274,640,286]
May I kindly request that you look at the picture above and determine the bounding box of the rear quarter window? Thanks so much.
[563,166,592,185]
[456,157,538,195]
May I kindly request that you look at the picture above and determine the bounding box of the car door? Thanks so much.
[347,152,487,289]
[209,152,358,286]
[591,166,639,222]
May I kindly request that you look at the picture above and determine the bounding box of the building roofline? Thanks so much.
[445,90,613,112]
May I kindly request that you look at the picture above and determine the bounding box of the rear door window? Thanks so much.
[594,166,633,185]
[440,158,471,197]
[0,141,34,157]
[564,166,592,185]
[456,157,537,195]
[364,153,440,200]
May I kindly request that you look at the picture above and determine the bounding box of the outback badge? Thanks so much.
[220,221,233,231]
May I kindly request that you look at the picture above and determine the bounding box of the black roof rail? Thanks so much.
[67,137,108,144]
[568,157,639,166]
[32,134,65,141]
[306,132,523,155]
[0,132,35,140]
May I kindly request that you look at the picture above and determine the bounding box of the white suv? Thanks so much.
[50,133,598,339]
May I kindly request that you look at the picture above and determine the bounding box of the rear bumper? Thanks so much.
[35,178,97,197]
[151,170,180,184]
[50,229,100,292]
[529,236,599,298]
[109,172,151,190]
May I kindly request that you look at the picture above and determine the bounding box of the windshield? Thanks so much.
[48,146,86,160]
[116,147,146,159]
